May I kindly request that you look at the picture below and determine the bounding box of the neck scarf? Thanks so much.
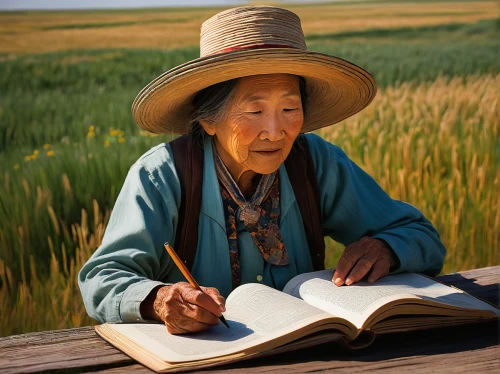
[213,145,289,288]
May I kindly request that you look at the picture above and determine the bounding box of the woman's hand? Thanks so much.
[149,283,226,334]
[332,237,399,286]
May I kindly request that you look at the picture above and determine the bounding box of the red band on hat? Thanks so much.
[211,43,296,55]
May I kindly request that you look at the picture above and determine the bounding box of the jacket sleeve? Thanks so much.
[305,133,446,275]
[78,159,181,324]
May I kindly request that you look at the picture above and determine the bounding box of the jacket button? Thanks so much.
[256,275,263,282]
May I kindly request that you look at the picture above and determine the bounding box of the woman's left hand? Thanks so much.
[332,236,399,286]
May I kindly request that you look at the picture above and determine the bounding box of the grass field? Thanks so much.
[0,0,498,336]
[0,0,495,53]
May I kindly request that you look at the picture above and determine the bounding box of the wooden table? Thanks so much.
[1,266,499,373]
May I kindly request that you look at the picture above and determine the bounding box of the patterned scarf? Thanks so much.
[213,146,289,288]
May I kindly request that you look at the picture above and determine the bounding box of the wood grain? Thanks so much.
[0,266,498,374]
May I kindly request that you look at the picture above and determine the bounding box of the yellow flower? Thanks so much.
[14,164,20,170]
[47,150,55,157]
[87,131,95,139]
[110,129,121,137]
[33,149,39,156]
[118,137,125,143]
[24,155,35,161]
[89,125,95,132]
[104,139,110,148]
[43,143,51,149]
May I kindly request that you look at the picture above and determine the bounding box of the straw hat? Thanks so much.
[132,6,377,135]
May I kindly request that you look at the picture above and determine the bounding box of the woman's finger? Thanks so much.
[367,259,390,283]
[158,288,219,334]
[345,255,377,285]
[333,244,364,286]
[201,286,226,312]
[180,286,223,317]
[182,301,220,326]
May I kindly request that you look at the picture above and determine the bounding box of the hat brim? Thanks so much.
[132,48,377,134]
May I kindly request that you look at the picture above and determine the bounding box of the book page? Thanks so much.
[283,269,499,329]
[109,282,349,363]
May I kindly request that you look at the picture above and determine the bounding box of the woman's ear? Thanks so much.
[199,120,216,136]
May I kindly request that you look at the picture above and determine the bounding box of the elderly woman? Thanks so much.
[78,6,445,334]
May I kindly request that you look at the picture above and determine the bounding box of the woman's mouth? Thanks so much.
[252,149,281,156]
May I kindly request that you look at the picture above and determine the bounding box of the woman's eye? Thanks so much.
[246,111,262,114]
[284,108,299,112]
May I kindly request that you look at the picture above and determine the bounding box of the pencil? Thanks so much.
[164,243,230,329]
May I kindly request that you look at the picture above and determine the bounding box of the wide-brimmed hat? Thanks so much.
[132,6,377,135]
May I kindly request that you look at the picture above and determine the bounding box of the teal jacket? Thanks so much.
[78,134,446,323]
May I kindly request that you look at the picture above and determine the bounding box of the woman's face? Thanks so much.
[200,74,304,179]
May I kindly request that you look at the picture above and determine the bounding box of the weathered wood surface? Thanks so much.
[1,266,498,374]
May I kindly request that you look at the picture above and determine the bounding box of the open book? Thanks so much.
[95,269,499,373]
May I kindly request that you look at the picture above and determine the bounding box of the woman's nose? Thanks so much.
[259,113,284,141]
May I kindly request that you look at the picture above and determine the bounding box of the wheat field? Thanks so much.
[0,0,498,336]
[0,1,495,53]
[321,74,499,269]
[1,74,498,336]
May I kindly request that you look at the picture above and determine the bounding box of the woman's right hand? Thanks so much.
[152,282,226,334]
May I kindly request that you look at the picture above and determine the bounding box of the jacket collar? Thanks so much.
[278,163,296,225]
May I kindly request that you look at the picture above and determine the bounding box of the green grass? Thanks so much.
[1,19,498,154]
[1,18,498,277]
[0,133,173,277]
[0,16,498,336]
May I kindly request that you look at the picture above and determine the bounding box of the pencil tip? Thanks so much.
[220,315,230,328]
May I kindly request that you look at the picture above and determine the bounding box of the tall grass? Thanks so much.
[0,11,498,336]
[0,131,173,278]
[1,18,498,154]
[1,74,497,336]
[323,74,499,269]
[0,201,107,335]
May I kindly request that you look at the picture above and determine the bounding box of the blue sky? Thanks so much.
[0,0,331,11]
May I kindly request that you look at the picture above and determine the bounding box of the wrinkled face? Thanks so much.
[200,74,304,178]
